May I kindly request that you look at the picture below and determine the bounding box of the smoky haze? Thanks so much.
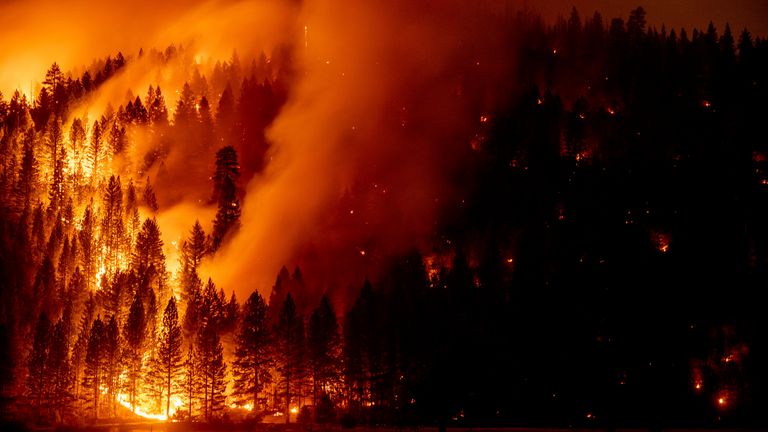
[1,0,516,304]
[203,1,514,302]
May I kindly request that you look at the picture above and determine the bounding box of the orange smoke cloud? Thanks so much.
[0,0,296,98]
[1,0,517,303]
[202,1,514,300]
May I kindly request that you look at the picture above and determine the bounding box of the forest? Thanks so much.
[0,4,767,429]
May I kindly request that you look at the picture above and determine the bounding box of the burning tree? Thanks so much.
[211,146,240,251]
[149,298,183,419]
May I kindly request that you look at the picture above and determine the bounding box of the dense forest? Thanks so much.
[0,5,767,429]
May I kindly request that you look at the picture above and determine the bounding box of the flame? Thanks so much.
[116,391,183,421]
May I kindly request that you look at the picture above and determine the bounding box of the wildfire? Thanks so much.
[116,392,183,421]
[95,262,107,290]
[652,231,670,253]
[229,402,254,411]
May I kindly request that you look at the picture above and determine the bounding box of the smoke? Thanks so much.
[0,0,298,98]
[1,0,519,304]
[203,1,514,300]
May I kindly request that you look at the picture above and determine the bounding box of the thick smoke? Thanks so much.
[202,1,513,300]
[1,0,519,303]
[0,0,297,98]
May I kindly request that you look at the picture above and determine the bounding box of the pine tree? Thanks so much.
[181,345,199,419]
[16,127,38,210]
[173,82,196,127]
[43,63,63,95]
[143,177,159,213]
[101,175,124,274]
[71,294,94,408]
[47,319,72,421]
[198,96,214,150]
[274,293,305,423]
[308,295,341,407]
[123,291,146,412]
[125,179,140,246]
[102,315,121,417]
[233,291,271,410]
[46,117,66,214]
[196,321,227,421]
[179,221,206,312]
[69,118,86,177]
[147,85,169,127]
[151,297,183,418]
[78,201,96,289]
[211,146,240,251]
[87,121,104,182]
[26,313,51,417]
[133,217,166,275]
[82,316,104,419]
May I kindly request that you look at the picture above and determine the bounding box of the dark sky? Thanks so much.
[529,0,768,37]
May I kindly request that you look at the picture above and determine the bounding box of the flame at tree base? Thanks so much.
[116,392,182,421]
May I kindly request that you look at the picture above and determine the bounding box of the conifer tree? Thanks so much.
[274,293,305,423]
[308,295,341,407]
[47,318,72,421]
[123,291,146,412]
[82,316,104,419]
[151,297,183,418]
[233,291,271,409]
[26,313,51,417]
[211,146,240,251]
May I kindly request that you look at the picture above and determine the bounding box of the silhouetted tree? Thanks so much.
[274,293,305,423]
[151,297,183,418]
[211,146,240,250]
[232,291,271,410]
[308,295,341,409]
[82,316,104,419]
[26,313,51,418]
[123,291,146,413]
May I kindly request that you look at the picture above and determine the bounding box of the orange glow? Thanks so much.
[653,231,670,253]
[116,391,178,421]
[290,406,299,414]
